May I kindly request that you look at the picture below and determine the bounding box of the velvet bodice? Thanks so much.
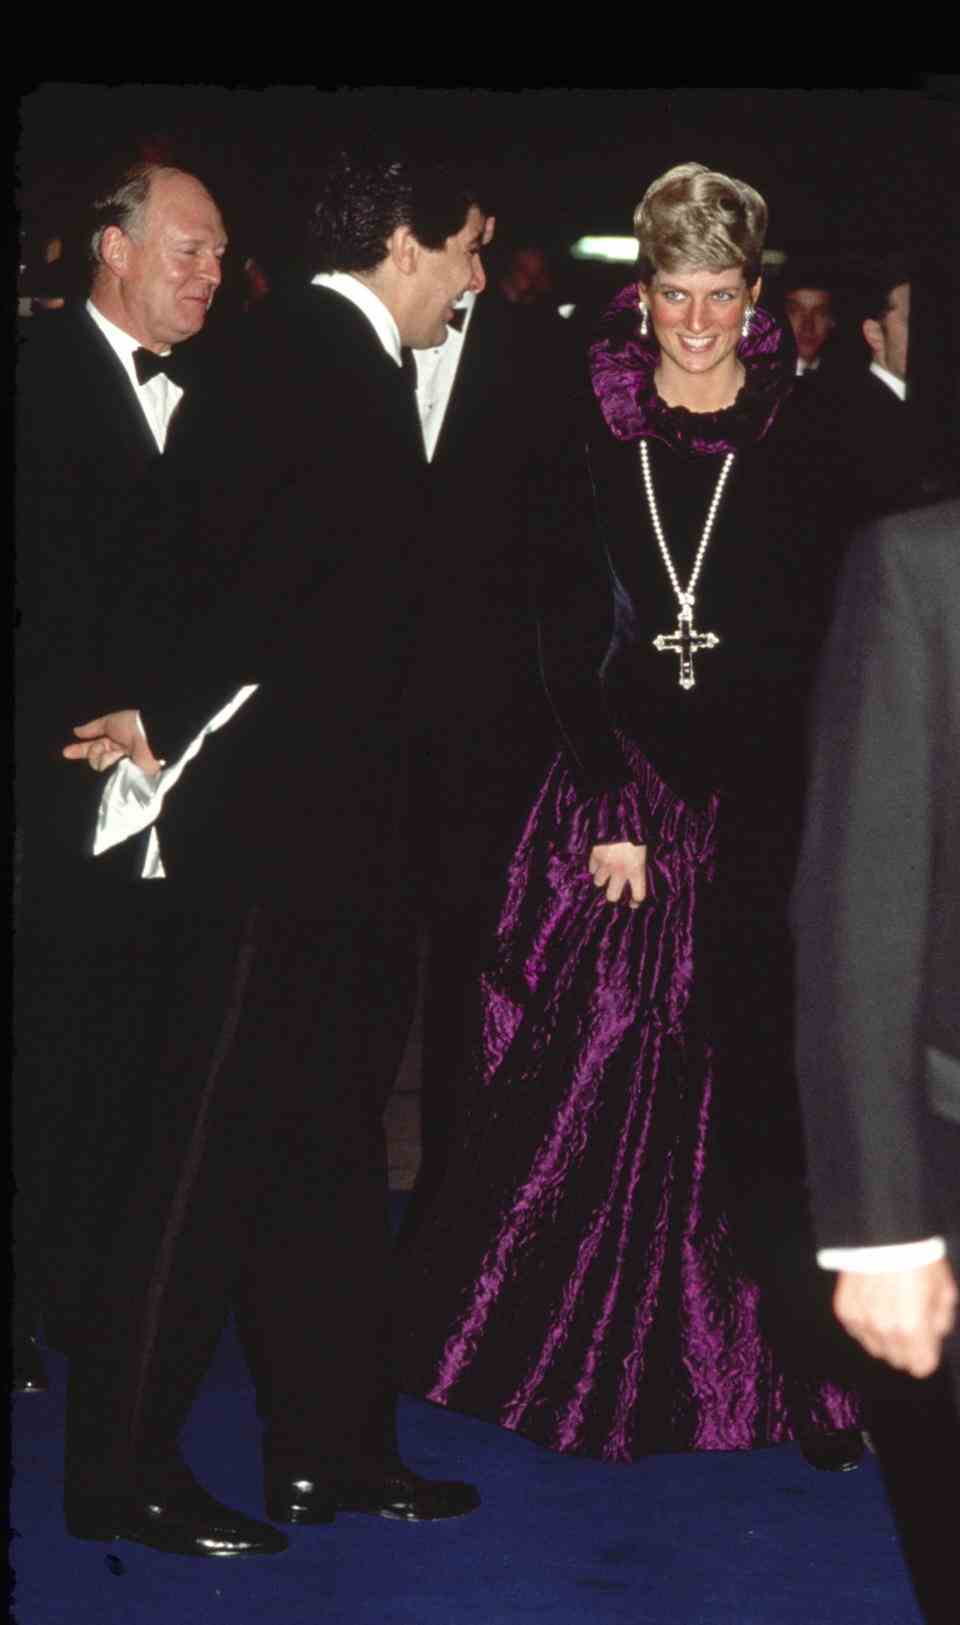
[535,287,844,821]
[588,429,835,804]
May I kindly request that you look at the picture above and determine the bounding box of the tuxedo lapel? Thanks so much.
[429,298,497,472]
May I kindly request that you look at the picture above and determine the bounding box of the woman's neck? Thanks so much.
[654,357,745,414]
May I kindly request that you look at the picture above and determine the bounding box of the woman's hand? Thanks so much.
[588,842,647,908]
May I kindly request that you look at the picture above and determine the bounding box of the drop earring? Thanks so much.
[640,302,649,337]
[741,304,754,339]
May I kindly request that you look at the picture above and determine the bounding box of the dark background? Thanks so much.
[16,82,960,292]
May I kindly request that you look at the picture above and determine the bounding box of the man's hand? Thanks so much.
[62,710,161,777]
[588,842,647,909]
[834,1258,958,1378]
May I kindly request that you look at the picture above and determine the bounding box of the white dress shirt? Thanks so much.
[411,291,477,461]
[85,299,184,451]
[869,360,907,401]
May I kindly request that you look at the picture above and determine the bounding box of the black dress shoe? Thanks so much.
[800,1427,865,1473]
[64,1484,288,1557]
[264,1475,337,1525]
[334,1467,481,1522]
[12,1334,49,1394]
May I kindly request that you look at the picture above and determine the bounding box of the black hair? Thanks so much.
[307,145,484,274]
[857,259,914,326]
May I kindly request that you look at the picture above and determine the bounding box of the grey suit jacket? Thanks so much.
[793,500,960,1252]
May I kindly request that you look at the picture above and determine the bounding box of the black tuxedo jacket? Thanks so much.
[15,304,213,902]
[793,500,960,1257]
[413,293,572,887]
[130,286,429,914]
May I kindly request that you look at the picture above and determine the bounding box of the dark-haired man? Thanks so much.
[14,163,227,1398]
[783,280,835,377]
[833,267,929,522]
[57,147,485,1557]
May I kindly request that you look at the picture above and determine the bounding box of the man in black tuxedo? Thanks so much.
[794,499,960,1622]
[402,267,570,1224]
[14,162,227,1391]
[842,267,931,520]
[816,263,943,528]
[58,146,487,1558]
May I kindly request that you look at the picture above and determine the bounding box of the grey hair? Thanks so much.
[88,163,186,267]
[633,161,768,286]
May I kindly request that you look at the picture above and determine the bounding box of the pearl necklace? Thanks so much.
[639,439,735,690]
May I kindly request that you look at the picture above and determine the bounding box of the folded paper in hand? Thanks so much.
[93,685,259,877]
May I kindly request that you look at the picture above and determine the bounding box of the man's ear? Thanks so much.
[99,225,131,280]
[862,316,883,364]
[386,224,419,276]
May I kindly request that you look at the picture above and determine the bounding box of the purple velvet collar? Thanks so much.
[589,281,793,455]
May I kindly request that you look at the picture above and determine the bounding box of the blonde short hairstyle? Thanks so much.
[633,162,767,285]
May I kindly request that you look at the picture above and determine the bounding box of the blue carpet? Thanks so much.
[11,1322,922,1624]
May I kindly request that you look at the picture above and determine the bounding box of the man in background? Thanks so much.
[782,270,836,377]
[835,263,931,521]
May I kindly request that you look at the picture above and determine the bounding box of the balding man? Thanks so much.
[14,163,227,1399]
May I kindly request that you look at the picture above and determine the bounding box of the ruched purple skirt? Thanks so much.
[395,747,860,1459]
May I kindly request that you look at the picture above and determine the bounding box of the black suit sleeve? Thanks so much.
[531,415,647,846]
[793,521,938,1247]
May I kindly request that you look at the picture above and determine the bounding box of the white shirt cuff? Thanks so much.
[817,1237,948,1273]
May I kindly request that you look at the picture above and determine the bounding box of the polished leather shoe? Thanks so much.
[800,1427,865,1473]
[335,1468,481,1522]
[12,1334,49,1394]
[64,1484,288,1557]
[264,1475,337,1525]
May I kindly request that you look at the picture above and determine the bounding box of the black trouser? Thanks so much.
[399,779,532,1248]
[397,900,496,1245]
[866,1345,960,1625]
[65,901,417,1498]
[15,873,175,1355]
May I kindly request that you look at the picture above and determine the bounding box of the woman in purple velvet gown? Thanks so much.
[396,163,861,1463]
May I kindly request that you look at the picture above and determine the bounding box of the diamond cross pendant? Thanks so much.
[652,596,719,690]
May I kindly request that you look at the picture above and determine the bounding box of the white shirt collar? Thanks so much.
[311,272,403,366]
[85,298,170,364]
[409,291,479,462]
[870,360,907,402]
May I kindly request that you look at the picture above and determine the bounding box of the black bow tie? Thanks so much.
[133,347,181,387]
[448,305,467,332]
